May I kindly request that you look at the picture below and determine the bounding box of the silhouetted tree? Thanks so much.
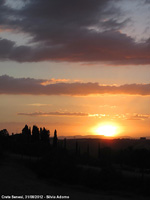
[22,125,31,142]
[87,143,90,158]
[53,129,58,148]
[76,141,81,157]
[78,146,81,157]
[98,142,101,159]
[76,140,78,155]
[64,138,67,150]
[101,147,112,167]
[32,125,40,142]
[40,127,50,143]
[0,129,9,149]
[0,129,9,137]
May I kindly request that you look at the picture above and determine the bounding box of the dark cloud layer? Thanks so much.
[0,0,149,64]
[0,75,150,96]
[18,111,88,117]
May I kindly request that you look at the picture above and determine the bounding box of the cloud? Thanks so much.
[125,113,150,120]
[27,103,52,107]
[0,0,149,64]
[145,0,150,3]
[18,111,88,117]
[1,75,150,96]
[17,111,150,121]
[89,113,150,120]
[99,105,117,109]
[112,113,150,120]
[41,78,70,86]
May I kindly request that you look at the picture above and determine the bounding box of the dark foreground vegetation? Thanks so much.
[1,126,150,197]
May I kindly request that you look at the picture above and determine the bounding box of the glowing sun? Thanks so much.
[94,124,118,137]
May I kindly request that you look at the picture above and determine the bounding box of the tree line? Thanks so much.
[13,125,57,146]
[0,125,58,157]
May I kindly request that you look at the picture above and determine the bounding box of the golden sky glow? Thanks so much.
[0,0,150,138]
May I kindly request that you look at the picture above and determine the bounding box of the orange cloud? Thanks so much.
[17,111,150,121]
[41,78,70,86]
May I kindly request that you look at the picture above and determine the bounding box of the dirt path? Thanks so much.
[0,154,148,200]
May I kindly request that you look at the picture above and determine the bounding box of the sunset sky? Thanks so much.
[0,0,150,137]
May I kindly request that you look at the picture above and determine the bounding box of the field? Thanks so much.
[1,137,150,199]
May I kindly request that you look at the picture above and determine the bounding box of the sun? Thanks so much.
[93,124,118,137]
